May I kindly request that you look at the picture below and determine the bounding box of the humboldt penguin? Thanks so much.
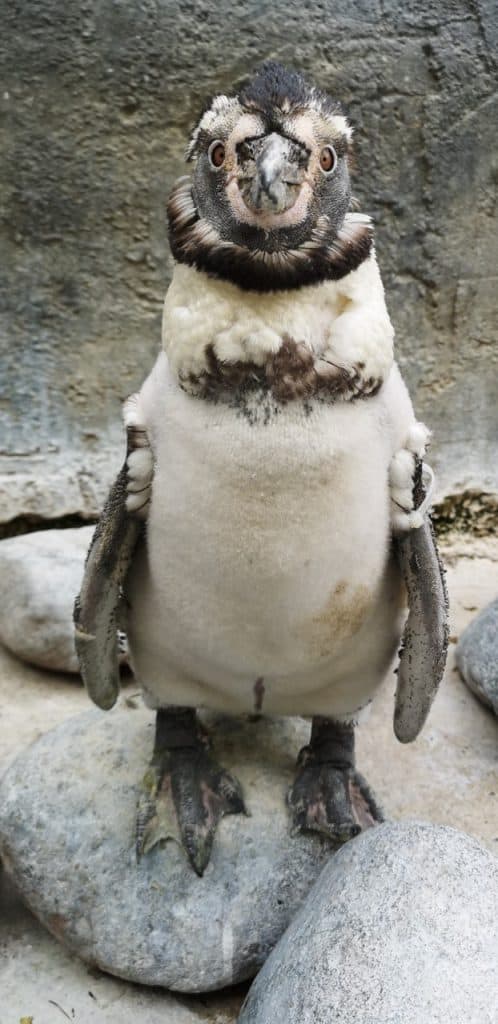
[75,62,448,876]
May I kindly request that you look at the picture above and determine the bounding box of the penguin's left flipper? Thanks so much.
[392,456,449,743]
[74,403,151,711]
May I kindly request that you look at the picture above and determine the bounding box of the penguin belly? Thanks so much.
[125,356,407,718]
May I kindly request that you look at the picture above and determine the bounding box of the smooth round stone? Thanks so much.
[456,597,498,715]
[0,527,94,673]
[0,707,333,992]
[238,821,498,1024]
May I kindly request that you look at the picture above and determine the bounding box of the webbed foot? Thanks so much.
[288,717,383,844]
[136,708,246,876]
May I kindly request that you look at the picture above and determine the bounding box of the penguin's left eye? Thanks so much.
[208,140,226,169]
[320,145,337,174]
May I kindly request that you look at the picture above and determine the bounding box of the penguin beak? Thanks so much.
[240,133,306,215]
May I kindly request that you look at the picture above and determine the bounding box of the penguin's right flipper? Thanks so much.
[74,416,150,711]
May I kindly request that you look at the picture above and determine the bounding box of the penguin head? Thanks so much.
[168,62,372,291]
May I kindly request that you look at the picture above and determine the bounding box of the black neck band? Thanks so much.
[167,177,374,293]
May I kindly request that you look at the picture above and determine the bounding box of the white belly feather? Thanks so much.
[126,354,412,718]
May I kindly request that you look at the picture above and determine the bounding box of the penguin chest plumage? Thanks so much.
[125,352,406,718]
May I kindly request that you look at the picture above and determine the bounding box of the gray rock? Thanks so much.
[1,3,497,525]
[0,526,94,673]
[456,597,498,715]
[0,707,335,993]
[0,870,234,1024]
[238,822,498,1024]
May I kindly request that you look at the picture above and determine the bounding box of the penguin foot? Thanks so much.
[288,717,383,845]
[136,708,246,876]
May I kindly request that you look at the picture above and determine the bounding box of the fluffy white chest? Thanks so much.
[163,265,343,379]
[161,260,394,393]
[125,353,409,717]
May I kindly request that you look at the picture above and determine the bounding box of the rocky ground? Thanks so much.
[0,532,496,1023]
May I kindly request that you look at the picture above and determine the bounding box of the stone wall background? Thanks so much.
[1,0,497,527]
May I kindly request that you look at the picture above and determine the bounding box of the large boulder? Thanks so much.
[456,596,498,715]
[0,527,93,673]
[238,821,498,1024]
[0,868,237,1024]
[0,707,338,992]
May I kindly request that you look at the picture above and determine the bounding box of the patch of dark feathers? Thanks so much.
[194,233,369,291]
[238,60,342,119]
[172,224,372,292]
[190,337,382,405]
[168,177,373,292]
[412,457,425,510]
[332,135,350,160]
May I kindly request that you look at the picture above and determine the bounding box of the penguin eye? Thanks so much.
[320,145,337,174]
[208,140,226,169]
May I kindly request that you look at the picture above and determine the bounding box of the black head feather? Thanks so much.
[238,60,342,120]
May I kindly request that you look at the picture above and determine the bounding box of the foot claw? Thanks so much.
[182,823,215,878]
[174,756,247,874]
[136,763,180,857]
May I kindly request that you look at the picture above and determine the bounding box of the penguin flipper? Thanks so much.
[393,515,449,743]
[74,422,148,710]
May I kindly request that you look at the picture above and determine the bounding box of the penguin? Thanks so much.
[74,62,448,876]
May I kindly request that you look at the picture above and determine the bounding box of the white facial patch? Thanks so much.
[228,112,265,147]
[187,95,246,160]
[222,113,266,176]
[289,111,352,178]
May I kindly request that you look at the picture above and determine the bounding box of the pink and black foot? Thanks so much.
[136,707,246,875]
[288,716,383,844]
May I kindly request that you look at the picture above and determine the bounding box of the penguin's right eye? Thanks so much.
[208,140,226,169]
[319,145,337,174]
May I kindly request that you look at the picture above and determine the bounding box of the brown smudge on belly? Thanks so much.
[297,581,374,661]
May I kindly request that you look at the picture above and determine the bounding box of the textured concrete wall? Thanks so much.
[1,0,497,525]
